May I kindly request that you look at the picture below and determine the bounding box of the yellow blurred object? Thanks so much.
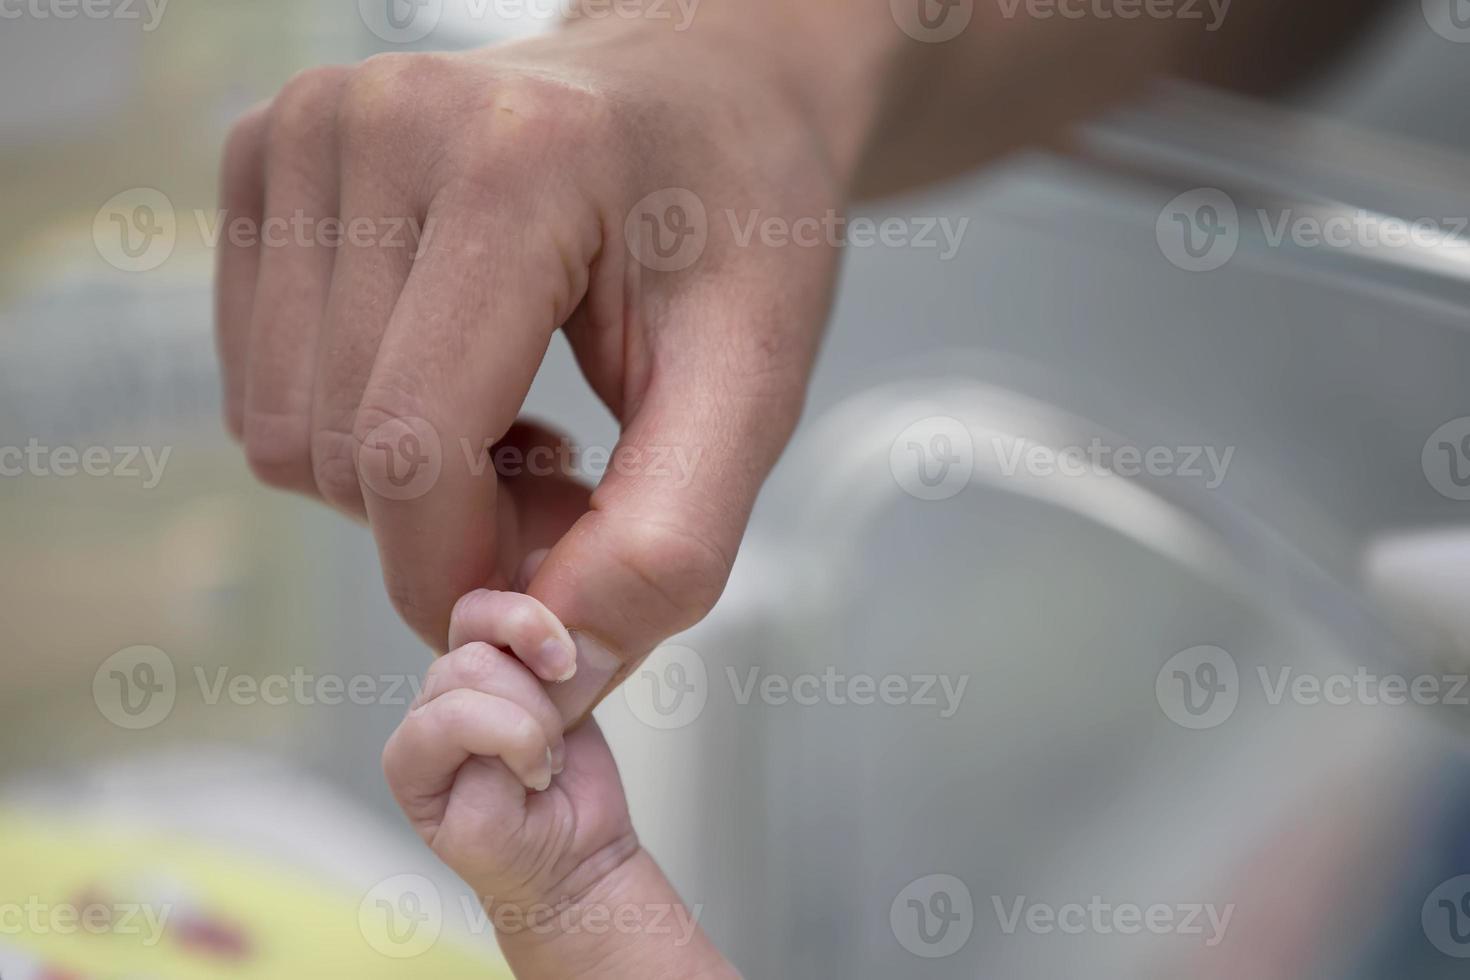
[0,809,511,979]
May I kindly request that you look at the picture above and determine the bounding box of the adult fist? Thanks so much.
[215,20,845,720]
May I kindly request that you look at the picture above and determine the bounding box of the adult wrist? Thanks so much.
[560,0,902,199]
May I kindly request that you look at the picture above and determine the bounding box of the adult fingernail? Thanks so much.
[576,631,621,672]
[551,632,624,724]
[540,637,577,683]
[514,548,551,593]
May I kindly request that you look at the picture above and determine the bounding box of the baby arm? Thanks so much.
[382,590,738,979]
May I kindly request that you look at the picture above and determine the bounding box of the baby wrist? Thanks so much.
[492,846,733,978]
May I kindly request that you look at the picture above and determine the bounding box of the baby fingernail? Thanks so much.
[529,748,554,791]
[550,741,566,775]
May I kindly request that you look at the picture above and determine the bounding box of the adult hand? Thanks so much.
[215,18,847,720]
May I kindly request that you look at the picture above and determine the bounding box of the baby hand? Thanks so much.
[383,590,639,912]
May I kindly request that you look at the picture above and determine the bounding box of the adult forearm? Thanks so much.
[576,0,1399,200]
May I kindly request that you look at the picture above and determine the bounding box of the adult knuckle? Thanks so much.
[310,428,363,508]
[224,406,245,444]
[340,53,442,142]
[613,519,732,625]
[350,392,431,487]
[242,412,310,488]
[270,66,348,144]
[456,78,611,181]
[221,108,268,186]
[352,388,425,446]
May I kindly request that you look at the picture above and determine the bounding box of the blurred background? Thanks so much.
[3,1,1470,977]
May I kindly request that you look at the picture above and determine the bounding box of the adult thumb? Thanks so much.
[527,353,805,727]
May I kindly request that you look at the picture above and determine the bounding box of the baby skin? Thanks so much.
[382,588,739,978]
